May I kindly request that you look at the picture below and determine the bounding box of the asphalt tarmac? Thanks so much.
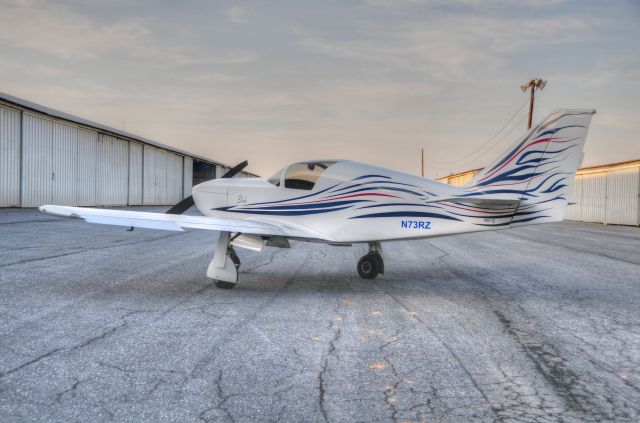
[0,208,639,422]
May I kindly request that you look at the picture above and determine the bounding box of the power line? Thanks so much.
[423,107,529,173]
[423,97,529,166]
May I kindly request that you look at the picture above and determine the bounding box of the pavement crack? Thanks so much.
[0,313,136,379]
[374,281,501,421]
[0,231,187,268]
[493,309,628,421]
[187,252,310,379]
[318,300,343,423]
[198,370,235,423]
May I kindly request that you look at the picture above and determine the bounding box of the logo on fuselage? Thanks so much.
[401,220,431,230]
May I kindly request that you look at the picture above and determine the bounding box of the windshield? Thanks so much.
[284,161,335,190]
[267,167,286,186]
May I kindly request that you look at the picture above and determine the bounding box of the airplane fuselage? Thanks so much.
[193,160,538,243]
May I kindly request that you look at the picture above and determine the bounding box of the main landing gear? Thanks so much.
[357,242,384,279]
[209,236,385,286]
[207,231,240,289]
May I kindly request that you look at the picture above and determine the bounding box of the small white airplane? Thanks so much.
[40,109,595,288]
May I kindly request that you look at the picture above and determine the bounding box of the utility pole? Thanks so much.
[421,148,424,177]
[520,78,547,129]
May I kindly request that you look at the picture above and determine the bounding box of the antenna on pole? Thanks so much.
[421,148,424,177]
[520,78,547,129]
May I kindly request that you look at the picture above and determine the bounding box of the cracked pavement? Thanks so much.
[0,208,639,422]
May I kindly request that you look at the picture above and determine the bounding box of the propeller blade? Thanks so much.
[165,160,247,215]
[166,195,195,215]
[221,160,248,178]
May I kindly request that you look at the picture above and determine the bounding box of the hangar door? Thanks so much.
[22,114,81,207]
[579,172,607,223]
[166,153,183,205]
[565,177,583,222]
[97,135,129,206]
[76,130,98,206]
[128,143,143,206]
[144,146,164,205]
[52,122,78,205]
[0,105,21,207]
[605,167,639,226]
[143,146,183,205]
[183,156,193,198]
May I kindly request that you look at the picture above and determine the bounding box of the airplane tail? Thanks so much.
[463,109,596,225]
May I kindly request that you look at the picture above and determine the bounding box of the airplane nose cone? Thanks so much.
[192,179,229,215]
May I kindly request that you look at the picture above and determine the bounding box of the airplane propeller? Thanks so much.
[165,160,248,215]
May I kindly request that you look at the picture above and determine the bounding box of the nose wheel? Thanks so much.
[208,231,239,289]
[357,242,384,279]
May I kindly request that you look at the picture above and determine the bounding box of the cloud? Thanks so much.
[299,15,591,81]
[0,1,258,66]
[597,110,639,130]
[185,72,248,83]
[363,0,568,8]
[225,6,248,24]
[0,1,150,60]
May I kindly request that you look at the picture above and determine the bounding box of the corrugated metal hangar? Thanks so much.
[0,92,254,208]
[438,161,640,226]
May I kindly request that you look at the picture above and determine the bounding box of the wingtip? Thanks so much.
[38,205,72,218]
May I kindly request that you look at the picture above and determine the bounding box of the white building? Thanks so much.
[0,92,255,208]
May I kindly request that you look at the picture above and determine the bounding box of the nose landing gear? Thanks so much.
[357,242,384,279]
[229,247,241,270]
[207,231,239,289]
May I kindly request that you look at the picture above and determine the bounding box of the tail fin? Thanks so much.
[465,109,595,225]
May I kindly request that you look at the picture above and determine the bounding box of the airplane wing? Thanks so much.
[38,205,332,241]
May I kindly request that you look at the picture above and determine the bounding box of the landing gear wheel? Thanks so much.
[214,280,237,289]
[357,254,380,279]
[230,248,241,269]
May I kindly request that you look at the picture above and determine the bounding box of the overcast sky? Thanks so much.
[1,0,638,178]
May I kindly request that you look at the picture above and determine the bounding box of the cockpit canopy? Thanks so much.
[268,161,337,190]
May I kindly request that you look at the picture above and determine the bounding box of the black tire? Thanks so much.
[357,254,379,279]
[214,280,237,289]
[230,250,241,269]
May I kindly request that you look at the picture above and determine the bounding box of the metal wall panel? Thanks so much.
[580,172,607,223]
[52,122,77,205]
[183,156,193,198]
[605,167,639,226]
[449,172,476,187]
[0,105,21,207]
[76,129,98,206]
[166,153,182,205]
[21,114,52,207]
[143,146,176,205]
[128,142,143,205]
[565,177,583,221]
[154,149,167,205]
[143,146,156,205]
[97,135,128,206]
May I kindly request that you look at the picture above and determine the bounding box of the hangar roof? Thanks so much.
[0,91,257,176]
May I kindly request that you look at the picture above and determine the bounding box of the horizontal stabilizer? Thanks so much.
[426,197,521,207]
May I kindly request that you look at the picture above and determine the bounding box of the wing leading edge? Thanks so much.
[39,205,332,241]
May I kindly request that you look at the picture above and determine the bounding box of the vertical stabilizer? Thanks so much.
[465,109,596,225]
